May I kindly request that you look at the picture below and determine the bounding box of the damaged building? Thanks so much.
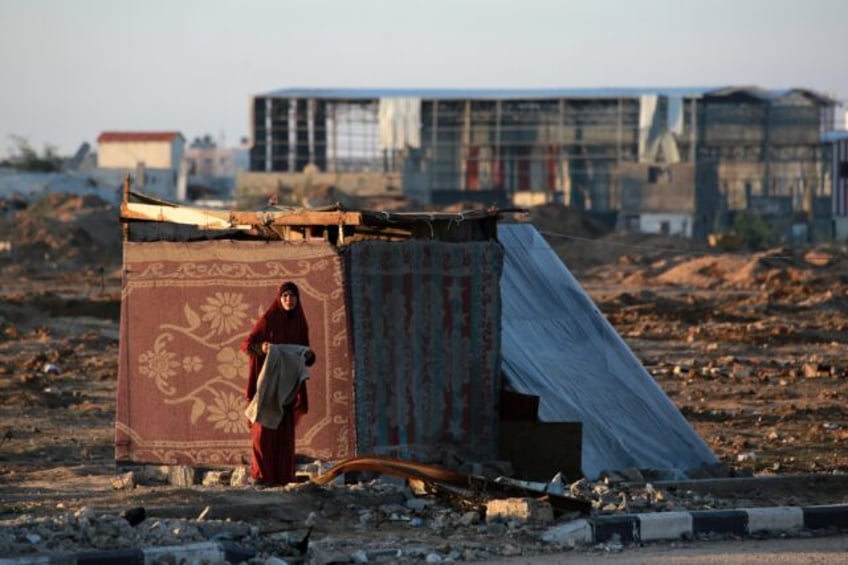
[242,86,840,242]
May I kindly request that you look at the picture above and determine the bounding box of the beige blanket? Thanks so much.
[245,344,311,429]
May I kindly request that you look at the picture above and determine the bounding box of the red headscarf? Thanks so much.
[242,281,310,401]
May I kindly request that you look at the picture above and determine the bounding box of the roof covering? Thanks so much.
[121,189,504,229]
[260,87,718,100]
[119,188,507,245]
[498,223,718,480]
[97,131,184,143]
[703,87,837,105]
[260,86,839,106]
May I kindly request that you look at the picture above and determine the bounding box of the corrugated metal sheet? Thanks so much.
[346,239,503,462]
[499,224,718,480]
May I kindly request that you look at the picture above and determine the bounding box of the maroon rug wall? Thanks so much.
[116,240,354,466]
[346,240,504,462]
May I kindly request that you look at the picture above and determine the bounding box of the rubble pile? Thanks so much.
[0,192,122,272]
[4,470,841,561]
[0,507,264,559]
[0,477,559,561]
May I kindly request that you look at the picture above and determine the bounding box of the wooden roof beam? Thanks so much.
[121,201,363,230]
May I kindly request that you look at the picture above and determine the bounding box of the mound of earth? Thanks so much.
[0,192,121,273]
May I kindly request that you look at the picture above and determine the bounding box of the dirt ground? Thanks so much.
[0,195,847,561]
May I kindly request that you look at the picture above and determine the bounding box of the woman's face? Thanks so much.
[280,291,298,311]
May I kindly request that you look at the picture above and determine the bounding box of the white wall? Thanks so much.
[98,141,174,169]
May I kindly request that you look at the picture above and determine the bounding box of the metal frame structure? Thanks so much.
[248,87,838,225]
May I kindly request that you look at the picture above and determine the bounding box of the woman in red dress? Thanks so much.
[241,281,311,486]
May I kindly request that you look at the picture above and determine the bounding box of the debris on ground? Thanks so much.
[1,196,847,561]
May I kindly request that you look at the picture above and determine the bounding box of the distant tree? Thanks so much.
[732,212,776,250]
[1,135,64,172]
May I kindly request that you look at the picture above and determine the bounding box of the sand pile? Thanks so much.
[0,192,122,271]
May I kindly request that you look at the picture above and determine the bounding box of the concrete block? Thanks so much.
[486,497,554,524]
[541,519,593,545]
[168,465,198,487]
[746,506,803,533]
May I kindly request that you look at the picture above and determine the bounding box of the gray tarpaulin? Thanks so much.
[499,224,717,480]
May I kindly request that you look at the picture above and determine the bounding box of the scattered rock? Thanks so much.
[110,471,135,490]
[486,498,554,524]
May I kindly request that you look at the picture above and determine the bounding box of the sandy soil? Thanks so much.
[0,196,847,560]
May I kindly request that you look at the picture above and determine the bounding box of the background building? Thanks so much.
[183,134,249,202]
[97,131,185,200]
[243,87,840,242]
[826,130,848,240]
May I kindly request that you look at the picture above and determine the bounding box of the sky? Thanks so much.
[1,0,846,157]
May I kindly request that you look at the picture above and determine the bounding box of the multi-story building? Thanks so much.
[243,87,840,241]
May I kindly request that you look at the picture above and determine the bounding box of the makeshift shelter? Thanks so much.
[116,183,717,479]
[116,186,504,466]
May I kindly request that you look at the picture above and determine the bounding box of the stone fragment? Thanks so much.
[407,478,428,495]
[541,519,593,546]
[202,470,230,486]
[459,511,480,526]
[486,497,553,524]
[305,511,319,527]
[230,465,250,486]
[405,498,428,511]
[803,362,829,378]
[501,544,521,556]
[110,471,135,490]
[168,465,198,487]
[569,478,592,499]
[74,507,96,521]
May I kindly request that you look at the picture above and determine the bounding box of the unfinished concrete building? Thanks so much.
[244,87,839,241]
[697,87,837,241]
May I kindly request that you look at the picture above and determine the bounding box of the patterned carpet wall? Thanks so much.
[346,240,504,462]
[116,240,354,465]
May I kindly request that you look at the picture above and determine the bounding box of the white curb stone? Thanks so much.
[746,506,804,533]
[638,511,693,541]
